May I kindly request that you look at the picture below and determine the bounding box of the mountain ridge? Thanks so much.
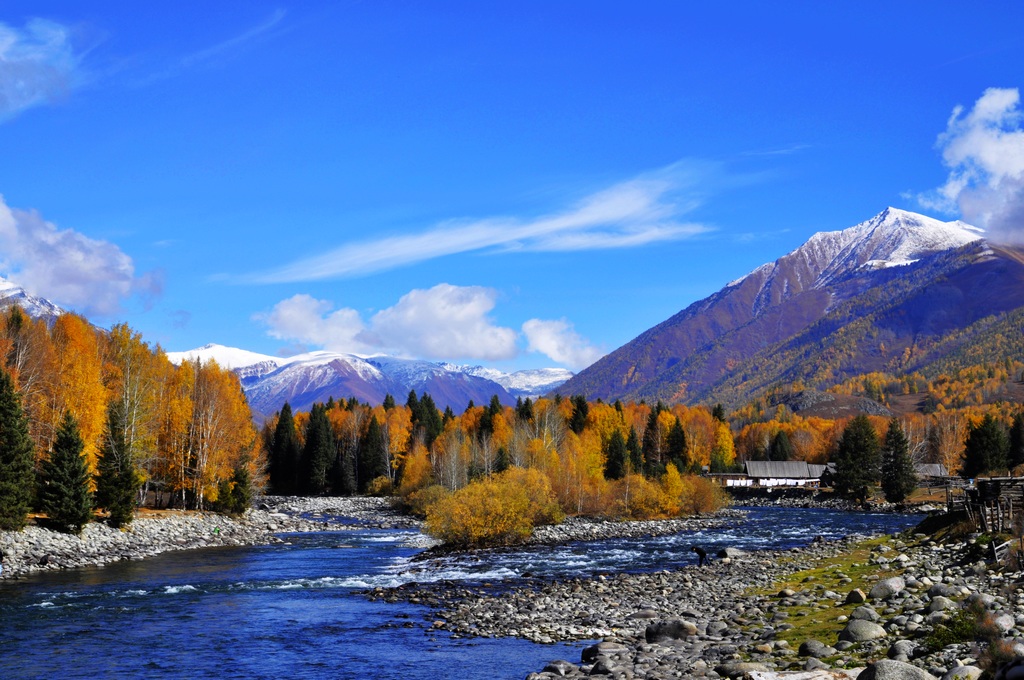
[558,208,1021,407]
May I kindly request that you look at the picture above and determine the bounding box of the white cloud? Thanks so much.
[921,87,1024,244]
[0,18,82,121]
[522,318,604,371]
[256,284,519,361]
[0,197,159,316]
[249,161,715,283]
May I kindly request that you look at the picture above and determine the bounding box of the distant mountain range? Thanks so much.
[559,207,1024,408]
[165,345,573,419]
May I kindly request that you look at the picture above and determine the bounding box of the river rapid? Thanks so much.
[0,507,920,679]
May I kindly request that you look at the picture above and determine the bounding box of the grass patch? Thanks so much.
[747,536,910,650]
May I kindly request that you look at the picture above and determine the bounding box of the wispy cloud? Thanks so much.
[739,144,810,157]
[138,9,287,85]
[180,8,286,68]
[255,283,604,368]
[918,87,1024,244]
[0,195,161,316]
[0,18,84,122]
[247,161,716,283]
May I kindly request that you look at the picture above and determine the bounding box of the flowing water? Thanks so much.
[0,507,921,679]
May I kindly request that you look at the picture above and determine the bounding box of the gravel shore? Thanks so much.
[0,495,407,580]
[370,528,1024,680]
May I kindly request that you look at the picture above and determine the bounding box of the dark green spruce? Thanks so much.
[961,414,1009,478]
[831,414,881,504]
[880,418,916,504]
[95,401,142,528]
[39,412,93,534]
[0,368,35,531]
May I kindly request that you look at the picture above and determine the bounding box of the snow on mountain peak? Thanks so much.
[0,274,65,321]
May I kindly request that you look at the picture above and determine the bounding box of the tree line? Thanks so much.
[0,308,260,534]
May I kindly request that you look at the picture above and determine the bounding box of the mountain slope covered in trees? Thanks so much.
[560,208,1024,407]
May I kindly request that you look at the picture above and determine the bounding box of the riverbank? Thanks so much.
[0,496,411,580]
[371,525,1024,679]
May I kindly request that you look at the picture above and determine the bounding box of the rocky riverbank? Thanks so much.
[0,495,407,580]
[370,528,1024,680]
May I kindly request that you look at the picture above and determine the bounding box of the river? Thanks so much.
[0,507,921,679]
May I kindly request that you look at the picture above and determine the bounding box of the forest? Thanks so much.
[0,307,260,533]
[1,305,1023,546]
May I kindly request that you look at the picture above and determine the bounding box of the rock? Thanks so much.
[859,659,939,679]
[714,661,770,678]
[645,619,697,642]
[589,659,616,675]
[846,589,867,604]
[718,547,747,558]
[626,608,659,620]
[581,641,629,663]
[990,612,1015,633]
[799,640,837,658]
[839,619,888,642]
[804,657,830,671]
[941,667,983,680]
[851,605,881,622]
[888,639,919,660]
[928,596,957,613]
[779,588,797,598]
[542,660,579,676]
[869,577,906,601]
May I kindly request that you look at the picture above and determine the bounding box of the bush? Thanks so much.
[404,484,450,518]
[679,475,730,514]
[365,475,393,497]
[609,474,675,520]
[425,467,562,547]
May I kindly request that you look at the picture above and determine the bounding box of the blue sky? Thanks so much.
[0,2,1022,372]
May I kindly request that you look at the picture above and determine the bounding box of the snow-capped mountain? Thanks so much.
[560,207,1023,405]
[167,344,574,418]
[0,275,64,322]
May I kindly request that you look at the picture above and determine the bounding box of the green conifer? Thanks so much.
[880,418,917,504]
[39,412,93,534]
[95,401,142,528]
[0,368,35,531]
[831,415,881,503]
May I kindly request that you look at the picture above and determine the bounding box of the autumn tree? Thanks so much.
[38,412,93,534]
[0,367,35,530]
[831,415,880,503]
[961,414,1009,479]
[880,418,916,504]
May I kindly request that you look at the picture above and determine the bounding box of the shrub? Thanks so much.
[678,474,730,514]
[425,467,562,547]
[405,484,450,518]
[609,474,675,520]
[365,475,393,497]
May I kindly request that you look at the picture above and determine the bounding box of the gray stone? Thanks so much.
[888,639,919,660]
[839,619,888,642]
[717,547,747,558]
[940,667,983,680]
[799,639,837,658]
[581,641,629,663]
[990,612,1015,633]
[626,608,659,620]
[928,596,957,613]
[851,605,881,622]
[869,577,906,601]
[714,662,770,678]
[859,659,939,679]
[542,660,579,677]
[645,619,697,643]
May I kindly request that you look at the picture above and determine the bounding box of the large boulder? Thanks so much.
[927,596,957,613]
[859,659,938,679]
[541,660,579,677]
[941,667,983,680]
[581,641,630,663]
[846,588,868,604]
[839,619,888,642]
[869,577,906,601]
[851,605,881,622]
[645,619,697,643]
[799,639,838,658]
[718,547,747,558]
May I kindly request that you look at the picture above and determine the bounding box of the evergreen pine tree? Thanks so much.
[39,412,93,534]
[516,397,534,422]
[95,401,142,528]
[302,404,334,494]
[419,394,444,448]
[626,427,643,473]
[382,394,396,410]
[666,417,688,470]
[711,403,726,422]
[0,368,35,531]
[1008,411,1024,471]
[269,403,301,494]
[880,418,917,504]
[831,415,881,504]
[768,430,794,461]
[494,446,509,473]
[604,429,627,480]
[358,416,388,492]
[569,395,589,435]
[333,439,357,496]
[228,461,253,514]
[961,414,1009,478]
